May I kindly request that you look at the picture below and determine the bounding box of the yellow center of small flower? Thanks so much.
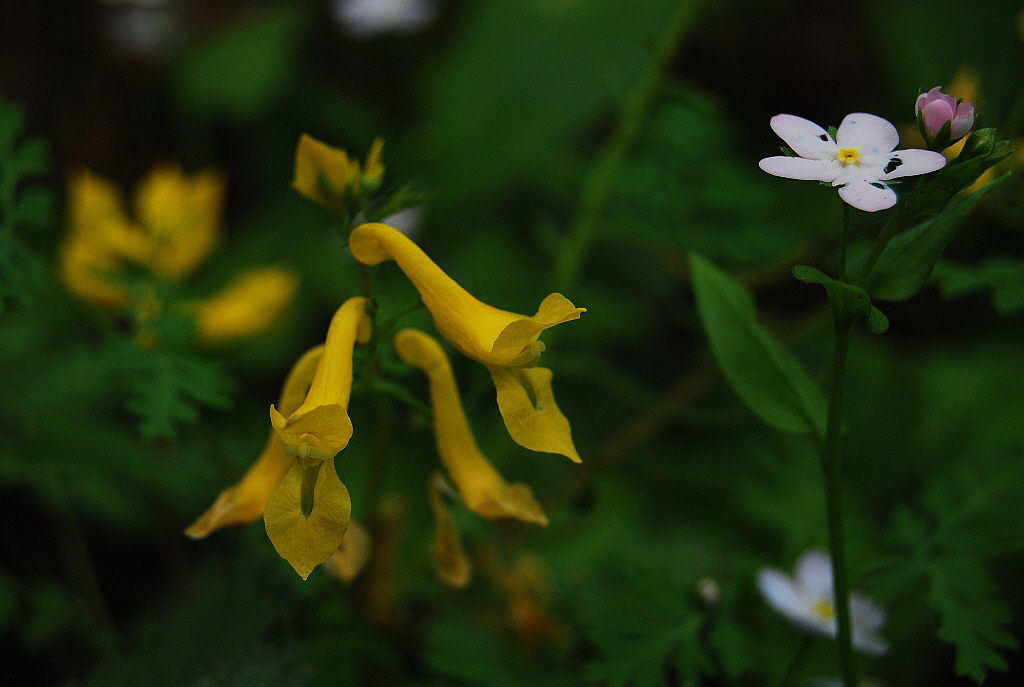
[812,600,835,620]
[837,148,860,166]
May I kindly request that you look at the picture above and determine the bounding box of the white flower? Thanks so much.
[758,549,889,655]
[334,0,436,38]
[759,112,947,212]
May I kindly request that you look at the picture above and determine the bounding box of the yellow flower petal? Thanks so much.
[133,163,224,279]
[324,519,372,584]
[428,472,473,588]
[264,455,351,579]
[394,328,548,526]
[293,133,356,207]
[487,365,580,463]
[350,223,584,367]
[184,345,324,538]
[270,296,372,459]
[362,137,386,189]
[191,266,299,344]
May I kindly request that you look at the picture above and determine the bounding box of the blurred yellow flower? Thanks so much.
[184,345,324,539]
[189,266,299,344]
[292,134,385,212]
[394,328,548,526]
[324,519,372,584]
[428,471,473,588]
[350,222,583,460]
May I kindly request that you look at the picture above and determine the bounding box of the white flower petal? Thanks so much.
[759,155,838,182]
[850,592,887,630]
[838,179,897,212]
[877,148,946,180]
[852,625,890,655]
[836,113,899,156]
[796,549,834,599]
[758,569,811,620]
[770,114,838,160]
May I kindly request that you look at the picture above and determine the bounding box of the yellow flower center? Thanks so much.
[837,148,860,166]
[812,600,835,620]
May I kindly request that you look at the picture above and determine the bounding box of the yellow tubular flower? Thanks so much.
[184,345,324,538]
[270,296,372,461]
[191,266,299,344]
[350,223,585,368]
[133,164,224,279]
[394,328,548,526]
[429,471,473,588]
[362,138,386,190]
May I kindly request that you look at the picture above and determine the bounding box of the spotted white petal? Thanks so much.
[838,179,897,212]
[759,155,838,182]
[877,148,947,180]
[836,112,899,156]
[770,114,838,160]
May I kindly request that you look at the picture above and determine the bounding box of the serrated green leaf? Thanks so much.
[690,252,827,436]
[113,341,234,440]
[865,172,1015,301]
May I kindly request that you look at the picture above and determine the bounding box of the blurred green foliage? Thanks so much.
[2,0,1024,686]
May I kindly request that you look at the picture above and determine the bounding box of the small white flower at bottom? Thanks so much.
[758,549,889,655]
[759,112,946,212]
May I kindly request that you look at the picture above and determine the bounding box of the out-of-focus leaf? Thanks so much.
[110,338,233,440]
[173,4,308,120]
[934,257,1024,316]
[690,252,827,436]
[864,172,1014,301]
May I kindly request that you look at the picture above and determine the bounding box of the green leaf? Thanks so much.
[934,257,1024,316]
[111,339,234,440]
[173,4,307,120]
[690,252,827,436]
[865,172,1015,301]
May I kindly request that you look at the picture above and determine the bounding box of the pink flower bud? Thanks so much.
[915,86,975,141]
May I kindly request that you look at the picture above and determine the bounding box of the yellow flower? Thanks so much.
[60,164,225,304]
[269,296,372,460]
[428,471,473,588]
[189,266,299,344]
[132,163,224,279]
[394,328,548,526]
[350,222,583,461]
[324,519,372,584]
[292,134,386,211]
[184,345,324,538]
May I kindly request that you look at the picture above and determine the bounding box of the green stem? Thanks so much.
[823,314,857,687]
[778,634,813,687]
[839,203,850,282]
[550,0,703,293]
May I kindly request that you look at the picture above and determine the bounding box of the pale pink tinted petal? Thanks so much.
[795,550,834,599]
[922,99,954,136]
[759,155,837,181]
[877,149,946,180]
[838,180,897,212]
[770,114,837,160]
[836,113,899,155]
[951,103,975,139]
